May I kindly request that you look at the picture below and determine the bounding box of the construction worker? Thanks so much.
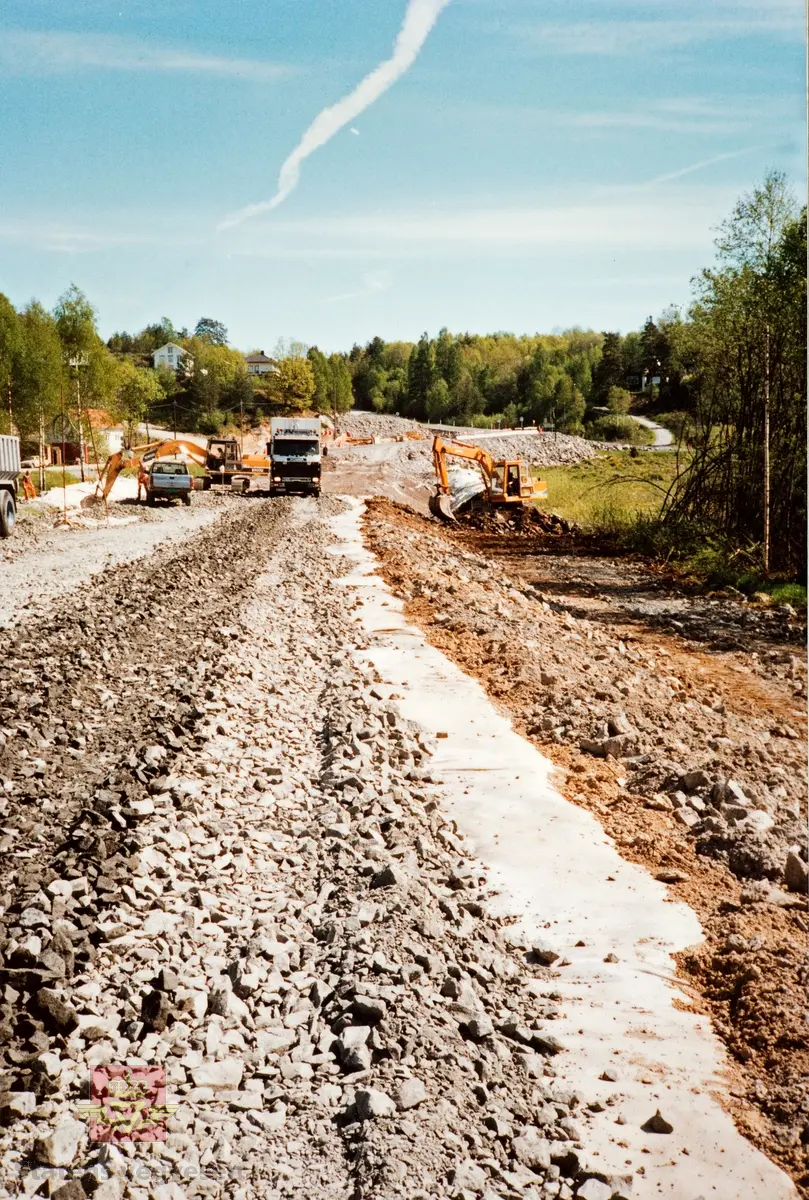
[22,471,36,501]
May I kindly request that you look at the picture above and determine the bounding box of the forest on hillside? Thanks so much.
[0,173,804,571]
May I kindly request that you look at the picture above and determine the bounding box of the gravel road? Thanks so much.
[1,495,229,630]
[0,492,804,1199]
[0,496,623,1199]
[626,415,674,447]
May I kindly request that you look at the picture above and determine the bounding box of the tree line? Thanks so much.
[344,174,805,572]
[0,299,357,453]
[658,172,805,574]
[1,173,802,572]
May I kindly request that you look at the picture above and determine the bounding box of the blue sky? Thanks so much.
[0,0,804,351]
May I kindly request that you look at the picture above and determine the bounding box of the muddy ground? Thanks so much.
[363,498,808,1194]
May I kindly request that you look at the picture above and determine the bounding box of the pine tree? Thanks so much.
[406,333,434,419]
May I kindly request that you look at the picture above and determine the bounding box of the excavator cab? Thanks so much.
[205,438,241,482]
[484,461,531,503]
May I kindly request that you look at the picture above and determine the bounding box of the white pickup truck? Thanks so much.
[141,460,193,506]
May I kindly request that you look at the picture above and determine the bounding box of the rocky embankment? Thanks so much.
[1,497,632,1200]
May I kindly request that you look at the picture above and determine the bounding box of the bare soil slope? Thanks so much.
[363,497,809,1193]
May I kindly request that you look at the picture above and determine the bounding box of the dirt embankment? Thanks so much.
[363,497,809,1194]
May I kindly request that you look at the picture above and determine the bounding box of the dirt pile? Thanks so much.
[456,507,578,536]
[338,413,425,439]
[465,431,608,468]
[363,497,809,1192]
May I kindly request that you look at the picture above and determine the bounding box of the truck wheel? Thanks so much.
[0,490,16,537]
[183,492,191,506]
[146,493,155,507]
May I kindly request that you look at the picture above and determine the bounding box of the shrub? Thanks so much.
[607,386,632,414]
[585,416,654,445]
[197,410,226,435]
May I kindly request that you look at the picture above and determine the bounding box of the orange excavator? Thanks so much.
[95,438,209,502]
[429,435,548,521]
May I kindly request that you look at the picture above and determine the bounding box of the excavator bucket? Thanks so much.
[429,492,457,523]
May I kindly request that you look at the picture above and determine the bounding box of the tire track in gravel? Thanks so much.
[0,499,296,921]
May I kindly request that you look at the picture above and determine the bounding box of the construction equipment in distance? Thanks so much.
[428,434,548,522]
[95,438,210,502]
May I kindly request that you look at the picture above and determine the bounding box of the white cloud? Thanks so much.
[0,220,162,254]
[0,187,743,261]
[323,271,393,303]
[420,93,798,138]
[242,190,739,252]
[0,30,294,80]
[219,0,452,228]
[514,14,803,56]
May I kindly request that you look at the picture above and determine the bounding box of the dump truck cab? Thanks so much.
[269,418,321,497]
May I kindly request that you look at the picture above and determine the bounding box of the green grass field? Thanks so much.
[534,450,806,606]
[536,450,682,531]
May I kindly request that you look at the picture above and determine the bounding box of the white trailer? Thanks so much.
[0,434,20,537]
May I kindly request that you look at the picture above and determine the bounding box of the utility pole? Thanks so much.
[59,382,67,526]
[69,355,87,482]
[173,395,177,440]
[762,323,771,574]
[38,407,46,495]
[240,392,244,458]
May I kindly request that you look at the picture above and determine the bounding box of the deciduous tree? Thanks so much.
[276,357,316,410]
[194,317,228,346]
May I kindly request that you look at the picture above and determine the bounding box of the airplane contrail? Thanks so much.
[645,146,762,187]
[219,0,451,230]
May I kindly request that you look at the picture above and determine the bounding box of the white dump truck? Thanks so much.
[268,418,321,497]
[0,434,21,537]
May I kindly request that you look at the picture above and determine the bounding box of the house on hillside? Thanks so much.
[152,342,193,372]
[244,350,279,377]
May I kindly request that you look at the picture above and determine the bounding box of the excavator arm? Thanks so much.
[431,435,499,520]
[429,433,547,521]
[432,436,497,493]
[95,438,207,503]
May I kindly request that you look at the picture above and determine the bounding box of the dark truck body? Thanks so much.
[0,434,21,537]
[269,418,321,497]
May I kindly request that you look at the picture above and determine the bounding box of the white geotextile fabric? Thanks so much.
[448,466,485,512]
